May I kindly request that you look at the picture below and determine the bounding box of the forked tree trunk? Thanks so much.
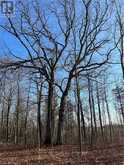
[56,73,72,145]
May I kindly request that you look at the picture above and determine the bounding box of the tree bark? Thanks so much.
[6,100,11,142]
[104,86,113,141]
[87,76,94,147]
[75,77,82,153]
[96,82,104,139]
[15,77,20,145]
[24,83,30,145]
[116,87,124,123]
[44,72,54,145]
[56,70,73,145]
[91,83,97,137]
[37,83,43,148]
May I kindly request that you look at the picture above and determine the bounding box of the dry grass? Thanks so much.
[0,144,123,165]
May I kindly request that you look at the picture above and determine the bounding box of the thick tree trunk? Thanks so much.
[44,72,54,145]
[51,92,55,143]
[56,95,65,145]
[56,72,72,145]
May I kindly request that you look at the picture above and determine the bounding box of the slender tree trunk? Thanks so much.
[37,83,42,148]
[117,87,124,123]
[1,105,4,140]
[80,105,86,142]
[6,101,11,142]
[104,87,113,141]
[24,83,31,145]
[15,101,19,144]
[91,83,97,136]
[96,82,104,139]
[120,28,124,79]
[1,79,5,141]
[24,108,29,145]
[87,77,94,147]
[75,77,82,153]
[15,79,20,145]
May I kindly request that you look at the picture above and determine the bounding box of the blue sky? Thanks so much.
[0,0,123,81]
[0,29,27,59]
[0,0,123,124]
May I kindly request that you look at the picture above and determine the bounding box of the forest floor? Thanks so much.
[0,143,123,165]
